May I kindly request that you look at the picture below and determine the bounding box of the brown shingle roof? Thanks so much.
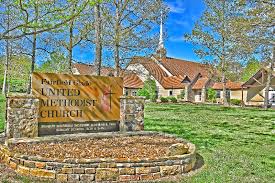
[122,73,144,89]
[73,63,115,76]
[131,57,168,82]
[159,57,210,80]
[162,75,185,89]
[192,77,210,90]
[131,57,185,89]
[73,63,144,89]
[212,81,243,90]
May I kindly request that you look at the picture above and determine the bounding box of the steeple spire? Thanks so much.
[158,9,164,50]
[156,9,166,59]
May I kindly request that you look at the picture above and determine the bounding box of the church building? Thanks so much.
[72,12,250,105]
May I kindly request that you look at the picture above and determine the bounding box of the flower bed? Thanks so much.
[0,132,196,182]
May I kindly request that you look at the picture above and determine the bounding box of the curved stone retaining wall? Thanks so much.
[0,132,196,182]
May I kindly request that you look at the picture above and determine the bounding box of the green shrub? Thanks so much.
[180,90,185,99]
[160,97,169,103]
[137,78,157,101]
[168,97,177,103]
[207,88,217,103]
[137,89,150,99]
[230,99,241,106]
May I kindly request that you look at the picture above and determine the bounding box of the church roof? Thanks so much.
[131,57,187,89]
[159,57,210,80]
[130,56,211,89]
[121,73,144,89]
[212,81,243,90]
[73,63,115,76]
[73,62,143,89]
[192,77,210,90]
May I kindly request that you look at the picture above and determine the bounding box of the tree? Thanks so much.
[37,52,69,73]
[102,0,167,76]
[1,3,11,95]
[137,78,157,101]
[94,2,103,76]
[207,88,217,103]
[0,0,91,41]
[235,0,274,109]
[184,0,251,106]
[46,1,94,73]
[241,58,261,81]
[0,55,31,93]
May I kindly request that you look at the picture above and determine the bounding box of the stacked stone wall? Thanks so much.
[6,95,39,138]
[120,96,145,132]
[0,132,196,182]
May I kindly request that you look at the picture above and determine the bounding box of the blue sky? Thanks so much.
[164,0,205,61]
[72,0,205,64]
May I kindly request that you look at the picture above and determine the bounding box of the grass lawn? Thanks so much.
[0,94,5,132]
[145,103,275,183]
[0,97,274,182]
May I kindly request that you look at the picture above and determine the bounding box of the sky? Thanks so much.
[164,0,205,61]
[72,0,205,65]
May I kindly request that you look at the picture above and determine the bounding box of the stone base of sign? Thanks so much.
[6,94,39,139]
[5,95,146,138]
[120,96,145,132]
[0,132,196,182]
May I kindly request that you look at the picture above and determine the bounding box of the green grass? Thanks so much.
[0,94,5,132]
[145,103,275,183]
[0,98,274,182]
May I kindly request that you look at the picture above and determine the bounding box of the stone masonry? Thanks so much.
[0,132,197,182]
[6,95,145,139]
[120,96,145,132]
[6,94,39,139]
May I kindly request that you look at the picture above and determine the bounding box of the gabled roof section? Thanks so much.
[192,77,210,90]
[182,75,191,83]
[73,63,115,76]
[162,75,186,89]
[129,57,186,89]
[158,57,210,80]
[122,73,144,89]
[242,68,270,87]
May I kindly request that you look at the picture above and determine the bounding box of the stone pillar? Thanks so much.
[201,87,206,103]
[6,94,39,139]
[120,96,145,132]
[184,85,189,101]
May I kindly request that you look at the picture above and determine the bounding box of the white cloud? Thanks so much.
[169,36,185,42]
[165,0,186,14]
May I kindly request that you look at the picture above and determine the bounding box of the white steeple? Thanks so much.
[158,9,164,50]
[156,9,166,59]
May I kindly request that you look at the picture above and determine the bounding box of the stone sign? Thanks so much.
[32,72,123,135]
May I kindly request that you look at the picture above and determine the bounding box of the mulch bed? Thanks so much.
[10,135,181,160]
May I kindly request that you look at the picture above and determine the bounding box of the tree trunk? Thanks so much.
[221,71,228,106]
[28,32,37,93]
[28,5,38,94]
[94,3,102,76]
[114,43,120,77]
[221,0,228,106]
[68,18,74,73]
[263,47,275,109]
[2,40,9,96]
[2,6,10,96]
[114,6,120,77]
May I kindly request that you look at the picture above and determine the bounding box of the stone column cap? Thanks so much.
[6,93,37,99]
